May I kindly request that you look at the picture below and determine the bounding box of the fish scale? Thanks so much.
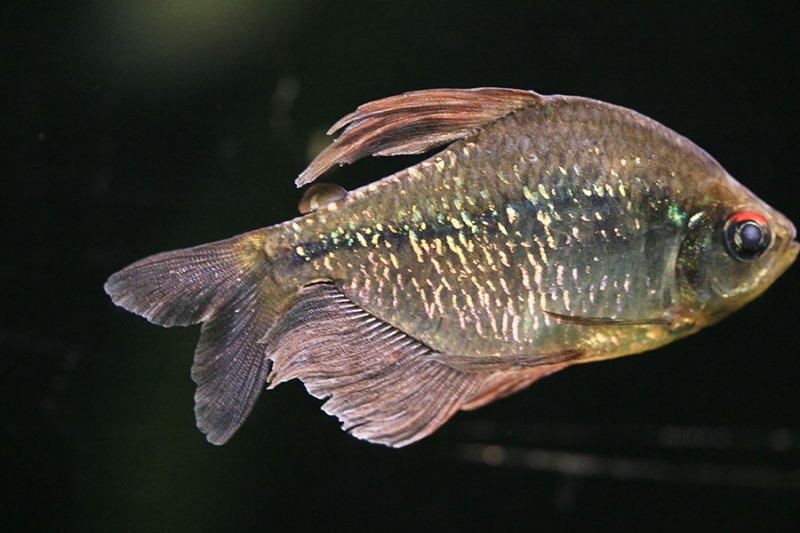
[105,88,797,447]
[275,98,701,361]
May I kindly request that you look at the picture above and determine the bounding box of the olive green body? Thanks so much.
[269,97,732,362]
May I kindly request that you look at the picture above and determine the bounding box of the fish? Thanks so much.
[104,88,799,447]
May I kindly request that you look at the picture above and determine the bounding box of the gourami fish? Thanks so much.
[105,88,798,447]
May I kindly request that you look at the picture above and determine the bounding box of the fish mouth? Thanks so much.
[772,215,799,275]
[787,217,798,245]
[780,216,798,260]
[788,216,799,254]
[788,240,800,261]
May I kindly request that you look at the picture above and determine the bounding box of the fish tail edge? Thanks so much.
[104,229,295,445]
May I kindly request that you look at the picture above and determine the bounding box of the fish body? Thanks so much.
[106,88,798,447]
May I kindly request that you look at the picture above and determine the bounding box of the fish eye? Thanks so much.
[724,211,771,261]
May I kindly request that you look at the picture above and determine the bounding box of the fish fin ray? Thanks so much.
[296,88,544,186]
[460,365,568,411]
[191,288,276,445]
[105,231,269,327]
[262,282,486,447]
[105,231,291,445]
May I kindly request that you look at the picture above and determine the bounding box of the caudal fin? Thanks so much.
[104,230,290,444]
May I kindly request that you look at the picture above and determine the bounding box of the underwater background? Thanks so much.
[3,1,800,531]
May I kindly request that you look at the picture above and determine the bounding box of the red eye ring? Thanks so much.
[724,211,771,262]
[727,211,767,226]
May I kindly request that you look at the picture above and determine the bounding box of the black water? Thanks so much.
[4,1,800,531]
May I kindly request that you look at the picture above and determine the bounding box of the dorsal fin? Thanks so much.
[296,87,545,187]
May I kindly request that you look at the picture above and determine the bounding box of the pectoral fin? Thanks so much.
[296,87,544,186]
[543,309,672,326]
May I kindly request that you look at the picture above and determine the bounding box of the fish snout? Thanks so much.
[772,211,799,269]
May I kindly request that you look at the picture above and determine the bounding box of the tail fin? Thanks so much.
[104,230,291,445]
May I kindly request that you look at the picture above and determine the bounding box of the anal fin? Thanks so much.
[460,365,568,411]
[429,349,586,371]
[261,282,486,447]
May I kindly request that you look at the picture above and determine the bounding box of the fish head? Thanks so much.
[676,173,798,325]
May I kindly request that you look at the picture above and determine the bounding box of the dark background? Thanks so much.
[3,1,800,531]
